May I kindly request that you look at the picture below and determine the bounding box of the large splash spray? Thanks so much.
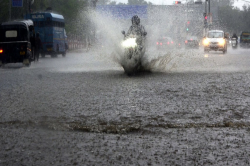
[82,6,213,74]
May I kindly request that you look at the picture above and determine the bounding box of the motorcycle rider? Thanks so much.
[126,15,147,50]
[231,33,238,44]
[126,15,146,36]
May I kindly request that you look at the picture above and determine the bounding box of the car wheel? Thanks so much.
[223,45,227,54]
[51,54,57,58]
[24,59,31,67]
[62,52,66,57]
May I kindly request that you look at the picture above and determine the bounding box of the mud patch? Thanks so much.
[1,122,250,166]
[2,118,250,134]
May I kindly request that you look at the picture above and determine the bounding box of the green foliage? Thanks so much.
[128,0,151,5]
[0,0,87,37]
[109,1,117,5]
[47,0,87,35]
[117,2,126,5]
[98,0,111,5]
[211,0,234,7]
[0,0,10,23]
[1,0,249,38]
[218,5,250,34]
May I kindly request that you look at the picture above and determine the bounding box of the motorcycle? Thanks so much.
[231,38,237,49]
[121,31,147,75]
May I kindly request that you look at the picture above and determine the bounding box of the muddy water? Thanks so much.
[1,49,250,165]
[1,123,250,165]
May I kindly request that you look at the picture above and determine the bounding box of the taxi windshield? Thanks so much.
[207,32,223,38]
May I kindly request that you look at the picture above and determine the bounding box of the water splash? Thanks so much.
[83,8,215,73]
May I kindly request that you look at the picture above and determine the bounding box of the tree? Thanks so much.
[109,1,117,5]
[0,0,10,22]
[117,2,126,5]
[0,0,88,40]
[217,1,250,34]
[98,0,110,5]
[127,0,151,5]
[211,0,235,7]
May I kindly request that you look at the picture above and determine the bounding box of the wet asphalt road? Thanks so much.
[1,47,250,165]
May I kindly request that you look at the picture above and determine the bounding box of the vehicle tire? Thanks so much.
[24,59,31,67]
[26,62,31,67]
[223,46,227,54]
[51,54,57,58]
[31,53,35,61]
[62,52,66,57]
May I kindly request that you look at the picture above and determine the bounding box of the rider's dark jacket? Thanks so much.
[126,24,146,37]
[231,34,238,40]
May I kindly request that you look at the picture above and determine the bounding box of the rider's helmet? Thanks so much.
[132,15,140,25]
[36,32,40,37]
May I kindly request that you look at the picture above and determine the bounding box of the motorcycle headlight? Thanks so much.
[203,39,209,46]
[219,39,225,45]
[122,38,137,48]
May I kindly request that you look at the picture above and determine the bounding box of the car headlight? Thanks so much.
[219,39,225,45]
[122,38,137,48]
[203,39,209,46]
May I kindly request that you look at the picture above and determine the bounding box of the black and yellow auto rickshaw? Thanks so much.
[0,20,34,67]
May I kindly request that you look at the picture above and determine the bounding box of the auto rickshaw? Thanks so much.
[0,20,34,67]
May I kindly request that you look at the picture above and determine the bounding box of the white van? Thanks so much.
[203,30,227,54]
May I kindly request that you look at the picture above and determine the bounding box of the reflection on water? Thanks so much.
[204,53,224,58]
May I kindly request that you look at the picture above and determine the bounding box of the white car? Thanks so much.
[203,30,227,54]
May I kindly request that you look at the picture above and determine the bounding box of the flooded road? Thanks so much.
[1,47,250,165]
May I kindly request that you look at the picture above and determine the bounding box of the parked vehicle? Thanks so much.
[203,30,227,54]
[239,32,250,48]
[0,20,34,67]
[25,12,67,58]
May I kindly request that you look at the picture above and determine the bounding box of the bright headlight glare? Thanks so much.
[219,39,225,45]
[203,39,209,45]
[122,38,137,48]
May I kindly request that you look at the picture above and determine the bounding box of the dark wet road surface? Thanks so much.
[1,48,250,165]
